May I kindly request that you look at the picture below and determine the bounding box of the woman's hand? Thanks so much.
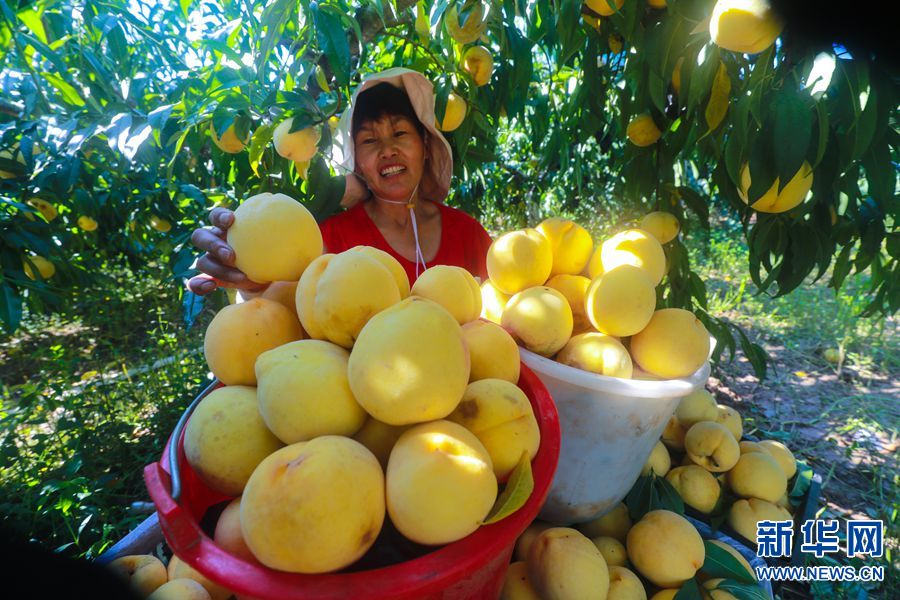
[187,207,269,296]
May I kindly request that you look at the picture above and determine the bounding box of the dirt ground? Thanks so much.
[708,326,898,598]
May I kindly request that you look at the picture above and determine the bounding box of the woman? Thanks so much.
[188,68,493,296]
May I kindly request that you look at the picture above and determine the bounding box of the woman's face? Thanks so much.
[353,114,426,202]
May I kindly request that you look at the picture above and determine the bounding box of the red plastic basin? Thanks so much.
[144,363,560,600]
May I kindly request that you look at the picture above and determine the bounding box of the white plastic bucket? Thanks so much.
[520,348,710,525]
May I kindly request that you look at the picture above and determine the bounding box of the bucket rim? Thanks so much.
[519,347,710,399]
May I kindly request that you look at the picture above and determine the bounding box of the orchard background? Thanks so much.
[0,0,895,597]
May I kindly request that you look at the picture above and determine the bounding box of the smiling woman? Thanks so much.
[188,68,493,294]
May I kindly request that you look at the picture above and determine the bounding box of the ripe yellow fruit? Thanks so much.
[461,319,521,384]
[256,340,366,443]
[213,497,254,562]
[703,540,756,581]
[671,57,684,96]
[487,229,553,295]
[515,521,555,562]
[149,215,172,232]
[528,527,610,600]
[577,502,633,542]
[350,245,411,298]
[627,510,705,587]
[641,440,671,476]
[728,498,792,544]
[209,121,249,153]
[447,378,540,479]
[502,286,574,357]
[184,386,284,496]
[411,264,482,324]
[740,440,764,454]
[661,415,687,451]
[23,255,55,280]
[349,297,469,425]
[481,279,510,323]
[727,451,787,503]
[630,308,711,379]
[259,280,301,320]
[591,228,666,285]
[648,0,667,7]
[757,440,798,479]
[592,536,629,568]
[77,216,98,231]
[585,265,657,337]
[702,578,740,600]
[387,420,497,544]
[352,417,411,470]
[738,161,814,213]
[241,437,385,573]
[710,0,784,55]
[676,389,719,427]
[626,114,662,147]
[639,212,679,244]
[203,297,304,385]
[463,45,494,87]
[556,332,633,378]
[650,591,679,600]
[608,34,624,54]
[536,217,594,277]
[0,147,25,179]
[546,274,593,334]
[297,251,403,348]
[444,2,487,44]
[438,92,467,132]
[147,579,211,600]
[501,561,542,599]
[273,117,320,162]
[227,193,323,283]
[665,465,722,513]
[295,253,331,340]
[583,14,601,31]
[108,555,167,597]
[715,404,743,440]
[28,198,58,221]
[167,556,232,600]
[685,421,740,472]
[608,566,647,599]
[586,0,624,17]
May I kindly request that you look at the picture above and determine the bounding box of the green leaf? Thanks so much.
[314,5,352,87]
[625,474,654,522]
[773,90,812,188]
[714,580,771,600]
[701,540,757,583]
[248,123,275,177]
[812,97,830,169]
[674,578,704,600]
[40,72,85,107]
[483,451,534,524]
[0,281,23,333]
[255,0,296,78]
[736,328,767,380]
[653,475,686,514]
[677,186,709,224]
[789,460,813,499]
[17,7,46,44]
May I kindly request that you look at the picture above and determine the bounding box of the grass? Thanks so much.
[0,264,220,558]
